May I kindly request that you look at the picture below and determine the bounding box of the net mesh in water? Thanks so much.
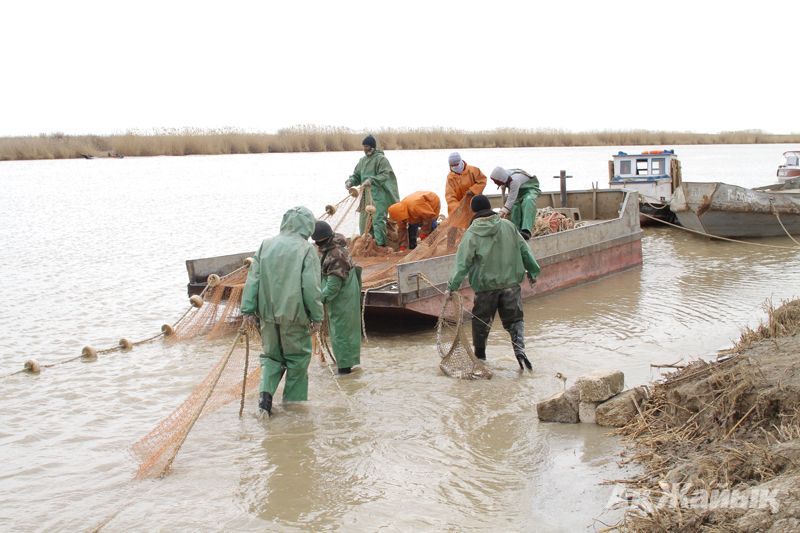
[132,324,261,479]
[436,292,492,380]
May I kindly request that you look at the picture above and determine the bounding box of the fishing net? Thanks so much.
[169,265,251,341]
[436,292,492,380]
[132,323,261,479]
[354,193,475,289]
[532,206,576,236]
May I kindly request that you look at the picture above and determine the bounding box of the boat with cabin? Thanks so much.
[777,151,800,184]
[186,188,644,320]
[608,149,682,225]
[669,178,800,238]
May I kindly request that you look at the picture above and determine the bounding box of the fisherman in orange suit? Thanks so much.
[387,191,441,250]
[445,152,487,219]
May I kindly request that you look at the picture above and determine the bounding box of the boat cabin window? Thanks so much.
[651,158,664,175]
[636,159,648,175]
[620,160,631,174]
[786,154,799,166]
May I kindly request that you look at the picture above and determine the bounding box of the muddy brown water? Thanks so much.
[1,146,799,530]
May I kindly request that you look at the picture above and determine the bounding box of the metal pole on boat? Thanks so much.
[553,170,572,207]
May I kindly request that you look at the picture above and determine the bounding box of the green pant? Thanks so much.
[511,190,538,233]
[325,270,362,370]
[359,205,389,246]
[259,322,312,401]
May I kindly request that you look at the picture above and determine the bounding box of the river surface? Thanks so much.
[1,144,799,531]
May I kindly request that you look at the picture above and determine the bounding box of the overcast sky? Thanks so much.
[2,0,797,137]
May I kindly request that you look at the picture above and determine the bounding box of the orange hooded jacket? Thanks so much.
[387,191,441,225]
[445,163,487,215]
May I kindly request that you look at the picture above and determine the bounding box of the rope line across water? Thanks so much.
[640,212,800,250]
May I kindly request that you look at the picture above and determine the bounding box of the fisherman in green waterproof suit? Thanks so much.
[344,134,400,246]
[311,221,362,374]
[241,206,324,415]
[446,195,541,371]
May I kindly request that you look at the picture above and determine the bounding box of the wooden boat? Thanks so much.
[777,151,800,184]
[669,180,800,238]
[608,149,681,225]
[186,188,644,319]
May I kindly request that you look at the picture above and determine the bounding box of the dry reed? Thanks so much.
[614,298,800,531]
[2,127,799,161]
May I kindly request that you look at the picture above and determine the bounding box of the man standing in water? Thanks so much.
[446,195,540,370]
[311,221,362,375]
[489,167,541,240]
[241,206,324,415]
[344,135,400,247]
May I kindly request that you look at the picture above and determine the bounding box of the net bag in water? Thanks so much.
[436,292,492,380]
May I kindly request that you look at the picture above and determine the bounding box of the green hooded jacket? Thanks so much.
[346,149,400,208]
[241,206,324,325]
[447,214,541,293]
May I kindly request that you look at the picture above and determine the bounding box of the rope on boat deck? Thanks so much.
[640,212,800,250]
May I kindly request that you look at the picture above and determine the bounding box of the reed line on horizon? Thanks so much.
[1,127,798,161]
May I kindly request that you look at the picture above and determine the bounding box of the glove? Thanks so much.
[362,178,372,187]
[499,206,510,219]
[515,353,533,371]
[527,272,537,288]
[345,179,352,190]
[309,322,322,334]
[242,314,259,329]
[466,190,475,197]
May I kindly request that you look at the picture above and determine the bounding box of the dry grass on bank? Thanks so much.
[615,298,800,532]
[1,127,799,161]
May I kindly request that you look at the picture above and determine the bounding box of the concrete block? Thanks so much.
[537,389,579,423]
[579,401,599,424]
[596,386,649,428]
[574,370,625,402]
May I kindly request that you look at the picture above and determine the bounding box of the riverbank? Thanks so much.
[2,127,799,161]
[614,298,800,531]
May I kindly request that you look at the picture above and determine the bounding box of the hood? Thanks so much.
[469,214,501,236]
[490,166,510,187]
[387,201,408,222]
[279,206,316,239]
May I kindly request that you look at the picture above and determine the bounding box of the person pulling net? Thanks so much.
[444,194,540,372]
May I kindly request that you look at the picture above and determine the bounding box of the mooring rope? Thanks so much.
[771,204,800,247]
[640,212,800,250]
